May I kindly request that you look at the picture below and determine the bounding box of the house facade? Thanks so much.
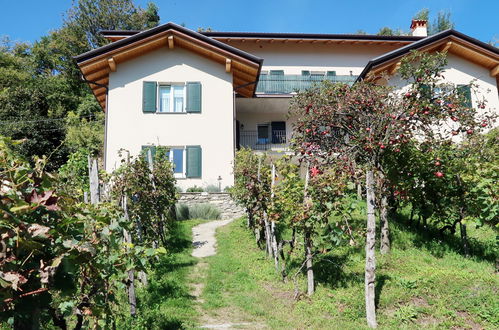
[74,21,499,191]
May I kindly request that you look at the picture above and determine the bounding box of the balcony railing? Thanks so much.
[256,74,358,94]
[239,130,290,151]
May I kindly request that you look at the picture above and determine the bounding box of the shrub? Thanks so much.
[205,184,221,193]
[175,203,221,220]
[175,203,190,220]
[186,185,204,192]
[189,203,221,220]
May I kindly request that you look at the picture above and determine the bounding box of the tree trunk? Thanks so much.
[365,169,377,328]
[88,156,100,204]
[264,215,273,258]
[380,194,390,254]
[305,231,314,296]
[357,183,363,200]
[271,221,279,271]
[459,221,470,257]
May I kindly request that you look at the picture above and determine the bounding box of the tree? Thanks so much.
[289,50,490,327]
[414,8,455,35]
[377,27,405,36]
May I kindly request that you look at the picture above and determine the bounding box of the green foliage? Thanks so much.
[65,110,104,155]
[230,148,272,248]
[377,27,405,36]
[414,8,455,35]
[384,129,499,232]
[186,185,204,192]
[57,148,90,199]
[175,203,221,220]
[63,0,160,49]
[0,136,154,328]
[0,0,162,170]
[205,184,221,193]
[111,147,178,246]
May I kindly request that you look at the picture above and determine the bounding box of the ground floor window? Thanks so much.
[141,145,202,178]
[256,121,286,144]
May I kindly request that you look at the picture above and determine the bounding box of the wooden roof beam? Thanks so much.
[389,61,401,75]
[226,58,232,73]
[108,57,117,72]
[440,41,452,52]
[168,35,174,49]
[491,64,499,77]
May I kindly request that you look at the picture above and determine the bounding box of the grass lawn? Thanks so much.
[117,219,204,329]
[201,217,498,329]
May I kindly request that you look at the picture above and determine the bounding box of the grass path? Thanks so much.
[190,219,266,329]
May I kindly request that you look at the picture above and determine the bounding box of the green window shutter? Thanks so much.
[186,82,201,113]
[141,145,157,164]
[420,84,432,99]
[143,81,157,113]
[186,146,202,178]
[457,85,472,108]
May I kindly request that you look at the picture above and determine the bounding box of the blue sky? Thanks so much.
[1,0,498,45]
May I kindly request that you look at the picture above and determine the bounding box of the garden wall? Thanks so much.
[178,192,245,220]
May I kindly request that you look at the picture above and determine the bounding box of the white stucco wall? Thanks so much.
[106,47,235,191]
[236,98,292,134]
[388,53,499,133]
[226,42,403,75]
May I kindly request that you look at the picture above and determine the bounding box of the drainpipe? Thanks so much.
[233,90,236,158]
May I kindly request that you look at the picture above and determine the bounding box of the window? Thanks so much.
[257,124,269,144]
[143,81,201,113]
[269,70,284,76]
[141,145,202,178]
[271,121,286,144]
[159,85,185,113]
[169,147,185,178]
[457,85,472,108]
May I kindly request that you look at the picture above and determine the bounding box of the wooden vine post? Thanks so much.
[88,156,100,204]
[122,195,137,317]
[258,156,272,258]
[270,163,279,272]
[303,161,314,296]
[365,169,377,328]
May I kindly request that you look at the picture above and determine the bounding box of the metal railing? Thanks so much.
[239,130,290,151]
[256,74,358,94]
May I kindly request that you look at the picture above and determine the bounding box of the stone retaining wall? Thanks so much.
[178,192,245,220]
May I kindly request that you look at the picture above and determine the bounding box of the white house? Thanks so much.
[74,21,499,191]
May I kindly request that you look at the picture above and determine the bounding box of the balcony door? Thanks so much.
[271,121,286,144]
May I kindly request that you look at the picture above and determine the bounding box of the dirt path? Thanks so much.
[192,219,234,258]
[190,219,266,329]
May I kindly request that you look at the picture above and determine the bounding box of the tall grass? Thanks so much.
[175,203,221,220]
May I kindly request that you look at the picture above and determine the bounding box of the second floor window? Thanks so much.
[159,85,185,113]
[143,81,201,113]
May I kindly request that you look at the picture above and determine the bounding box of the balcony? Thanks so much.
[238,130,290,151]
[255,73,358,95]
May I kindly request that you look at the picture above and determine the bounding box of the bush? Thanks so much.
[205,184,221,193]
[186,185,204,192]
[175,203,221,220]
[175,203,190,220]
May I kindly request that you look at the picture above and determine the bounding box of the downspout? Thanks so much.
[81,76,109,171]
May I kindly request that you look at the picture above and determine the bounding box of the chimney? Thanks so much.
[410,19,427,37]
